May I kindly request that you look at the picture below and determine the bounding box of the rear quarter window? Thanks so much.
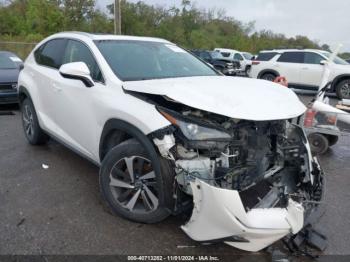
[256,52,278,61]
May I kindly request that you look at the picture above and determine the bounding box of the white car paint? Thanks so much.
[182,179,304,252]
[123,76,306,121]
[18,32,320,253]
[250,49,350,98]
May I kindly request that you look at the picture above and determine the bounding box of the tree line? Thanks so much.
[1,0,346,58]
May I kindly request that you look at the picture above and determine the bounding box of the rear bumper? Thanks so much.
[181,179,306,252]
[0,91,18,104]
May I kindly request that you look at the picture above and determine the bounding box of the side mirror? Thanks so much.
[59,62,94,87]
[320,60,328,65]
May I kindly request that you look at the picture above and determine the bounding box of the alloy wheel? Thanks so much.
[109,156,159,213]
[340,82,350,99]
[22,104,34,139]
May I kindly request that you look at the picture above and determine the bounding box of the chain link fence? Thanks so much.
[0,41,37,60]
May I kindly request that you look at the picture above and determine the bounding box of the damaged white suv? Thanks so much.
[18,32,324,252]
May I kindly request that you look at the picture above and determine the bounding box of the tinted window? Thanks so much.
[256,52,278,61]
[63,40,103,82]
[277,52,303,63]
[199,52,211,61]
[95,40,218,81]
[35,39,67,69]
[304,52,324,64]
[234,53,243,61]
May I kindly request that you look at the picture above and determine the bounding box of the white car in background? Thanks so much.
[214,48,253,74]
[249,49,350,99]
[18,32,324,252]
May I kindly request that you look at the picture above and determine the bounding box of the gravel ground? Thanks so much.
[0,94,349,257]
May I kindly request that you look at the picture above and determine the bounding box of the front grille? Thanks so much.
[0,83,16,92]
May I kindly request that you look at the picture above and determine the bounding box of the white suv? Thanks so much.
[249,49,350,99]
[214,48,253,74]
[18,32,323,252]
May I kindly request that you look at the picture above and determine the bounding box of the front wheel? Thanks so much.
[21,98,49,145]
[336,79,350,99]
[99,139,174,223]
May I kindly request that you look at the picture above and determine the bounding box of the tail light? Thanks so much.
[304,108,316,128]
[252,61,260,65]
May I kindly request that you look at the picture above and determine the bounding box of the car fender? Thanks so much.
[331,74,350,92]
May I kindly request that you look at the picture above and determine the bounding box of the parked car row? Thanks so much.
[249,49,350,99]
[190,50,240,75]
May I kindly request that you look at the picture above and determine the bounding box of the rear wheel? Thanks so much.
[336,79,350,99]
[260,72,277,82]
[21,98,49,145]
[308,133,329,155]
[99,139,173,223]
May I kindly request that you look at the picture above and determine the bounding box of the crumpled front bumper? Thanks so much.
[181,179,305,252]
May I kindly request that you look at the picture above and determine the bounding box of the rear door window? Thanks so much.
[277,52,304,63]
[35,39,67,69]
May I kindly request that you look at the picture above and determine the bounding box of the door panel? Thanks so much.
[50,39,104,159]
[276,52,304,84]
[300,52,325,87]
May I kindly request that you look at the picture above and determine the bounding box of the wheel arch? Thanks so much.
[18,85,31,106]
[331,74,350,92]
[257,69,280,79]
[99,118,159,163]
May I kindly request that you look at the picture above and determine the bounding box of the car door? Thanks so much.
[299,52,325,88]
[31,38,68,133]
[275,52,303,84]
[234,53,244,70]
[50,39,105,159]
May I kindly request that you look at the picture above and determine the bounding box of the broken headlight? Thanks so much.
[159,108,231,141]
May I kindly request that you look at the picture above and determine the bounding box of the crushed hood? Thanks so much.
[123,76,306,121]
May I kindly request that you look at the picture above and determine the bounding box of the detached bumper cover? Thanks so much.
[181,179,304,252]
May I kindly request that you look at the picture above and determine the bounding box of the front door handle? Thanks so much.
[52,83,62,92]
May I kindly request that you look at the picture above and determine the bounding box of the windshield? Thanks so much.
[243,52,253,60]
[321,51,349,65]
[0,53,17,69]
[95,40,218,81]
[210,51,224,59]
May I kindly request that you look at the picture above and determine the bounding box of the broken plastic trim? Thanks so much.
[181,179,304,252]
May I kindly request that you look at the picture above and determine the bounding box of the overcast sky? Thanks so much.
[96,0,350,52]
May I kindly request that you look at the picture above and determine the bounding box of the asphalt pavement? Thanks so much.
[0,95,349,257]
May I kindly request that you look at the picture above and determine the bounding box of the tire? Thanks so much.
[260,72,277,82]
[21,98,49,145]
[335,79,350,99]
[326,135,339,147]
[245,66,251,76]
[308,133,329,155]
[99,139,174,223]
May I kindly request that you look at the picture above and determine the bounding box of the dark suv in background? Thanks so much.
[191,50,240,76]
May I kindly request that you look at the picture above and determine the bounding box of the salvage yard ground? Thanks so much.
[0,94,350,256]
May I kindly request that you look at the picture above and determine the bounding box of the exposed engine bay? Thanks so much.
[142,93,324,252]
[152,105,322,208]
